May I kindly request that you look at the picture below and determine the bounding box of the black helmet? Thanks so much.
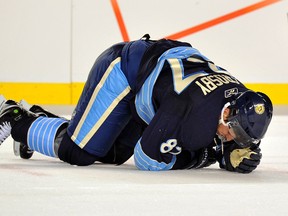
[227,90,273,148]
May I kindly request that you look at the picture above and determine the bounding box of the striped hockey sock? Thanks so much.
[27,117,68,157]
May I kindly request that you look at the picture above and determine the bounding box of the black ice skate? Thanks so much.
[0,95,24,145]
[12,99,34,159]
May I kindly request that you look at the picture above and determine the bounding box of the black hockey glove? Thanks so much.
[181,147,216,169]
[216,141,262,174]
[193,147,217,169]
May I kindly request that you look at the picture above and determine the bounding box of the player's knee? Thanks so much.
[58,133,99,166]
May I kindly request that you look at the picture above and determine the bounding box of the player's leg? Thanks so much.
[0,96,99,166]
[98,118,143,165]
[66,42,133,159]
[13,99,63,159]
[1,43,133,166]
[0,95,69,159]
[57,132,99,166]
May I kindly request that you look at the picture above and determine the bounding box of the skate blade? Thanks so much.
[0,95,7,110]
[13,140,20,156]
[19,99,32,110]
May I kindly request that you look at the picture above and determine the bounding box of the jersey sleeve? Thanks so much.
[133,99,195,171]
[133,112,177,171]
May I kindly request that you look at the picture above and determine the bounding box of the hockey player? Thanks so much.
[0,35,273,173]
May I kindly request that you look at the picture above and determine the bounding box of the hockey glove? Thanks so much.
[216,141,262,173]
[181,147,216,169]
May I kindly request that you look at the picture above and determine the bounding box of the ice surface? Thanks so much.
[0,114,287,216]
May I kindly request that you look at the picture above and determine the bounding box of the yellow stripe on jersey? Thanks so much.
[77,86,130,148]
[167,58,207,94]
[71,57,121,144]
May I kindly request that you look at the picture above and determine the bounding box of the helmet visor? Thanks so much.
[227,118,260,148]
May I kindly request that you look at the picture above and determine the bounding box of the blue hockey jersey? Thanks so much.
[129,37,248,170]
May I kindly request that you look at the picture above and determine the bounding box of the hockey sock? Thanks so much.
[27,117,68,157]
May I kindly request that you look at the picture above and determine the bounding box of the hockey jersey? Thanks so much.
[130,37,248,170]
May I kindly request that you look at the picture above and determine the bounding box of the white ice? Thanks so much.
[0,110,287,216]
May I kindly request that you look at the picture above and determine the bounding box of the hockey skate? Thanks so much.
[13,99,60,159]
[13,99,34,159]
[0,95,24,145]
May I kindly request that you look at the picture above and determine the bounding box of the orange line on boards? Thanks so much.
[110,0,130,42]
[111,0,281,42]
[165,0,281,40]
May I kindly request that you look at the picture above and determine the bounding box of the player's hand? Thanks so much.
[192,147,217,169]
[217,142,262,173]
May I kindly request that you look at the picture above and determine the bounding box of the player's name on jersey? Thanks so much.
[195,74,240,95]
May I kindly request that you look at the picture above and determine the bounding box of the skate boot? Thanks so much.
[0,95,24,145]
[13,99,61,159]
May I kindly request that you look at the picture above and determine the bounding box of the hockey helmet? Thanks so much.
[225,90,273,148]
